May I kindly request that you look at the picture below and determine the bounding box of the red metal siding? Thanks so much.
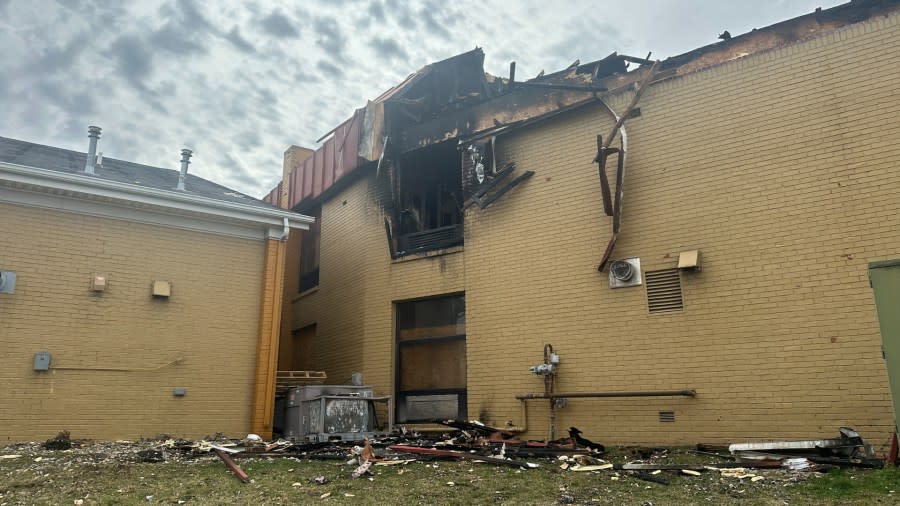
[285,109,364,210]
[262,182,283,207]
[323,136,335,189]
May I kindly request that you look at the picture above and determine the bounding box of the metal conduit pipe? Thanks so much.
[516,389,697,401]
[502,400,529,434]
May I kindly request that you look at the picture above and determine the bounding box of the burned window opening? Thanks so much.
[395,294,466,423]
[379,141,464,257]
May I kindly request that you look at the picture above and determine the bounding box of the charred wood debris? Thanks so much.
[3,425,885,485]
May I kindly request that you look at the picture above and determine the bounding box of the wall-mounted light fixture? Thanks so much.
[91,273,107,292]
[678,250,701,271]
[152,280,171,298]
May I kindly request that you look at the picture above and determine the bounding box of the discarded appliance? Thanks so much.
[284,384,393,442]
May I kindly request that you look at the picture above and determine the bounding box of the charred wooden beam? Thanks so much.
[478,171,534,209]
[620,54,655,66]
[397,86,596,154]
[596,62,661,272]
[214,449,250,483]
[513,81,609,93]
[594,135,613,216]
[464,162,516,209]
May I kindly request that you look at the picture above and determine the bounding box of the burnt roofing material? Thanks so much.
[0,136,275,209]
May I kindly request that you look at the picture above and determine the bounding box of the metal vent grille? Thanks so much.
[659,410,675,422]
[646,269,683,314]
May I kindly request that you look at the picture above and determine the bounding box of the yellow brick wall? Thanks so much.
[293,10,900,447]
[0,203,265,442]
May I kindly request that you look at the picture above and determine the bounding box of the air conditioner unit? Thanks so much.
[0,271,16,294]
[608,258,642,288]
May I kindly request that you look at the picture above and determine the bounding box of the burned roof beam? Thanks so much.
[396,86,599,154]
[620,54,654,66]
[513,82,609,93]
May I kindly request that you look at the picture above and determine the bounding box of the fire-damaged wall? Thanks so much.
[290,171,465,394]
[466,10,900,444]
[288,5,900,445]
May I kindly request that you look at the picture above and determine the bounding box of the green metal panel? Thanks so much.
[869,261,900,431]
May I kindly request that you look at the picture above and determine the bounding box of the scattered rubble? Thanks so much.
[43,430,73,450]
[0,424,888,502]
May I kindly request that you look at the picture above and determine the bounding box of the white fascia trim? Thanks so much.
[0,161,313,231]
[0,185,268,240]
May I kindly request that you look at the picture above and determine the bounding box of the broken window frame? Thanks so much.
[380,141,464,257]
[395,293,467,423]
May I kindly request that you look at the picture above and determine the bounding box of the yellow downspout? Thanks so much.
[250,237,287,438]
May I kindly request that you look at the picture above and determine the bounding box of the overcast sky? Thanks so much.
[0,0,843,198]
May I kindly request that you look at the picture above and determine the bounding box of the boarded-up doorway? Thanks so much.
[291,324,316,371]
[396,294,466,422]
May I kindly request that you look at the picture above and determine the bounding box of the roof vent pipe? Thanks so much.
[84,126,101,175]
[177,148,192,191]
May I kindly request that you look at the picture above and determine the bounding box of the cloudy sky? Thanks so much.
[0,0,842,198]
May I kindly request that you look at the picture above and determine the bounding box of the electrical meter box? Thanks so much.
[33,352,51,371]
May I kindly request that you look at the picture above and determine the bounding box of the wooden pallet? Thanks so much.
[275,370,327,394]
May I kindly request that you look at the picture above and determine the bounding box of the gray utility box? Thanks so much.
[284,385,393,442]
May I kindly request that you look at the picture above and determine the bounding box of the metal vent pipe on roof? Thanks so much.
[84,126,101,175]
[177,148,192,191]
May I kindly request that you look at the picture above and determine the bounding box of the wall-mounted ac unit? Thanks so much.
[608,258,642,288]
[0,271,16,294]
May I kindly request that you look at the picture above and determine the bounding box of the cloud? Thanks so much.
[313,16,345,58]
[293,70,321,84]
[225,26,255,53]
[0,0,849,199]
[545,16,626,66]
[109,35,155,87]
[368,1,385,22]
[219,152,259,188]
[34,80,97,117]
[418,8,452,41]
[261,10,300,38]
[151,0,218,55]
[26,33,89,75]
[370,36,408,62]
[316,60,343,79]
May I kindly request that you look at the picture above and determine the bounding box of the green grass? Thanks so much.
[1,447,898,505]
[791,466,900,505]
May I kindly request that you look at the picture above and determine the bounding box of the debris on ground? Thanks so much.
[43,430,73,450]
[0,423,887,500]
[728,427,883,469]
[214,449,250,483]
[568,427,606,454]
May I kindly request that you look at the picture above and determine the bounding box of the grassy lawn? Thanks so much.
[1,445,899,505]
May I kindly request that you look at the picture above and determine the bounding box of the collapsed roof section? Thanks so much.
[272,0,900,212]
[275,47,648,211]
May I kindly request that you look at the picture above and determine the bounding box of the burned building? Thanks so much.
[265,0,900,446]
